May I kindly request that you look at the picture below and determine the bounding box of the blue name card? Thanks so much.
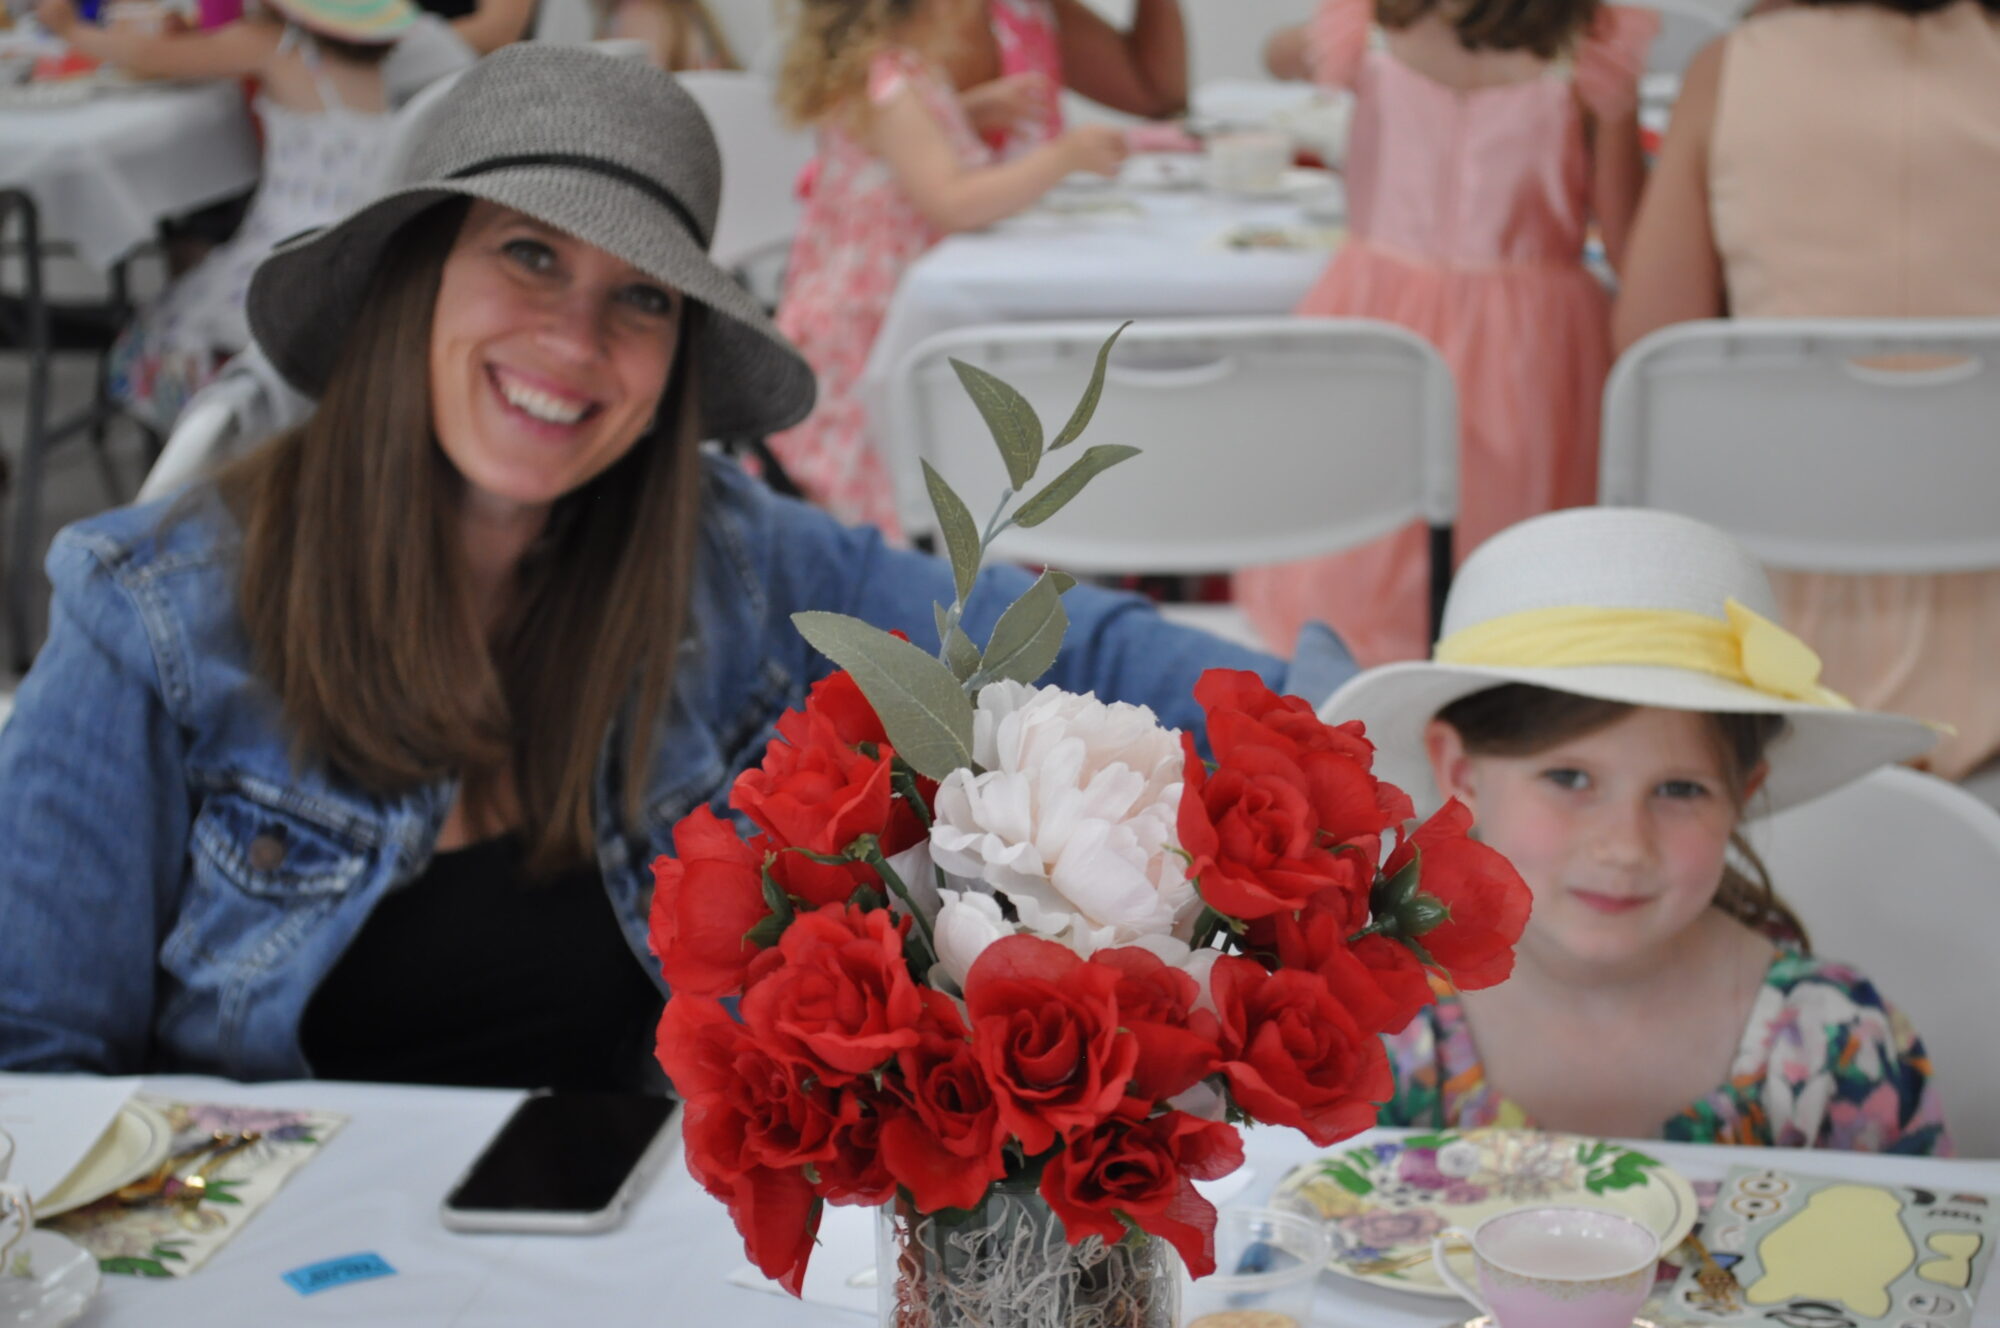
[282,1252,397,1296]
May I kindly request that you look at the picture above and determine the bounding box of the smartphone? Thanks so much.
[440,1090,681,1234]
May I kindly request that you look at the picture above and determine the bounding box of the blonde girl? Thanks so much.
[1326,507,1951,1153]
[765,0,1126,534]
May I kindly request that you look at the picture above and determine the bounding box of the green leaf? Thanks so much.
[922,459,982,604]
[743,912,788,950]
[1011,444,1141,529]
[950,357,1043,490]
[793,611,975,780]
[941,622,982,683]
[1046,570,1078,594]
[978,572,1069,687]
[1050,321,1131,450]
[1370,846,1423,916]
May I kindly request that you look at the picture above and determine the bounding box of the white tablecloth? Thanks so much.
[858,182,1335,434]
[0,81,259,270]
[65,1076,2000,1327]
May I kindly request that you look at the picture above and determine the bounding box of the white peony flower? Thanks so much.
[928,681,1198,959]
[932,889,1016,991]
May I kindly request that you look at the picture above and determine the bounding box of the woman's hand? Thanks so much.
[36,0,81,38]
[1058,124,1128,177]
[961,71,1049,136]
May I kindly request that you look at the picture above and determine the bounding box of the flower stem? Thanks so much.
[867,845,938,967]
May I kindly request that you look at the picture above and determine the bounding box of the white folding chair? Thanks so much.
[530,0,597,45]
[674,71,813,298]
[381,14,476,109]
[1631,0,1731,78]
[885,317,1459,647]
[1745,766,2000,1158]
[136,345,311,502]
[1601,318,2000,575]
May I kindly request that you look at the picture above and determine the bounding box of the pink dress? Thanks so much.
[987,0,1065,154]
[1234,0,1657,666]
[769,49,991,535]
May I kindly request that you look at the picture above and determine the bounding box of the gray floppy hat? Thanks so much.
[246,44,816,442]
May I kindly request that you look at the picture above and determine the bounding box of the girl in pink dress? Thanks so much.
[1241,0,1658,666]
[769,0,1128,534]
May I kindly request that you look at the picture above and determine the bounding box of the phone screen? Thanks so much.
[446,1091,679,1213]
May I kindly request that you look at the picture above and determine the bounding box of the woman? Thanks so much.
[943,0,1187,154]
[1614,0,2000,781]
[0,46,1346,1089]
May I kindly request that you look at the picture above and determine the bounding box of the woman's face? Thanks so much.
[429,202,683,520]
[1425,706,1763,976]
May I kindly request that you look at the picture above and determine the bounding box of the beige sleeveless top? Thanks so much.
[1709,1,2000,781]
[1711,0,2000,318]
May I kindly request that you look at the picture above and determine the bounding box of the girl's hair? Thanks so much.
[309,32,396,65]
[212,199,708,876]
[1433,684,1810,949]
[1376,0,1602,60]
[776,0,922,127]
[588,0,742,70]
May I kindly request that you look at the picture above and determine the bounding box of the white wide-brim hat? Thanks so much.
[1321,508,1938,817]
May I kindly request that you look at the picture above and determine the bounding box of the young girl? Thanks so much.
[1240,0,1658,667]
[767,0,1127,534]
[37,0,411,429]
[596,0,735,71]
[1325,506,1951,1152]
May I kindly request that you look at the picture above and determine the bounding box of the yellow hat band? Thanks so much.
[1433,599,1854,711]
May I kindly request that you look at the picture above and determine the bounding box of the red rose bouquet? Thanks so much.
[650,329,1532,1322]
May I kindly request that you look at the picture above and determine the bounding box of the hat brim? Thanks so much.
[246,169,816,442]
[262,0,417,43]
[1322,660,1939,818]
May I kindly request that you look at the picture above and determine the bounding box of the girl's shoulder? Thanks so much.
[865,45,948,106]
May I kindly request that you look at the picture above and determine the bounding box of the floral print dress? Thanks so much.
[1379,948,1953,1154]
[769,48,991,535]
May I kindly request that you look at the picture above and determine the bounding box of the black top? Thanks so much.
[412,0,476,20]
[301,836,663,1091]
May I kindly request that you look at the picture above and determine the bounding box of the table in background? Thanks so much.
[0,80,259,272]
[859,180,1337,433]
[69,1076,2000,1327]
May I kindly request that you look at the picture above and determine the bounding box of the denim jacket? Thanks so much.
[0,456,1353,1081]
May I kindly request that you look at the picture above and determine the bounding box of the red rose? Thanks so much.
[1087,947,1221,1106]
[1039,1109,1245,1277]
[792,668,938,853]
[647,807,772,998]
[657,997,843,1294]
[1195,670,1415,835]
[813,1096,899,1207]
[732,703,897,908]
[740,903,926,1082]
[1178,733,1376,920]
[880,1022,1010,1212]
[963,935,1138,1156]
[1209,956,1392,1146]
[1270,892,1437,1035]
[1381,799,1532,991]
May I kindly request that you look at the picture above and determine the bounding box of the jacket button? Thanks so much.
[248,833,286,873]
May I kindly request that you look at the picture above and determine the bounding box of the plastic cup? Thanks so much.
[1180,1205,1330,1328]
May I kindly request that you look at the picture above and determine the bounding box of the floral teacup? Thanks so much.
[1431,1205,1658,1328]
[0,1128,35,1270]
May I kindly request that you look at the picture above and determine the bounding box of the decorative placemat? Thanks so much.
[42,1095,346,1277]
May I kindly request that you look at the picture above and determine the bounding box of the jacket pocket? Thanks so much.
[187,789,377,900]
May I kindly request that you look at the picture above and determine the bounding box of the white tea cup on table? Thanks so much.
[0,1128,36,1269]
[1204,130,1290,194]
[1431,1205,1659,1328]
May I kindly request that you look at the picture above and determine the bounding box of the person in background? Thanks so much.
[37,0,411,430]
[939,0,1186,155]
[1242,0,1657,668]
[766,0,1126,535]
[1327,507,1950,1153]
[1613,0,2000,784]
[0,46,1349,1087]
[596,0,736,70]
[409,0,529,53]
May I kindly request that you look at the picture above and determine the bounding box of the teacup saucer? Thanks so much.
[1447,1320,1666,1328]
[0,1230,101,1328]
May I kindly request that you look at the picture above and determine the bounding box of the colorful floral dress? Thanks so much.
[1379,949,1953,1155]
[109,29,394,430]
[986,0,1064,154]
[768,48,990,535]
[1232,0,1657,666]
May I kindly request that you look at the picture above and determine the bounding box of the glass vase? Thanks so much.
[875,1179,1181,1328]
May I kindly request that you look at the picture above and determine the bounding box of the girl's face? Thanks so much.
[429,202,683,521]
[1425,706,1765,976]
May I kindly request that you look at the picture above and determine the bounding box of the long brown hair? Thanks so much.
[213,199,707,874]
[1433,684,1809,948]
[1376,0,1603,60]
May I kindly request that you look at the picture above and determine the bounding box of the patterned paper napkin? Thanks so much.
[44,1095,347,1277]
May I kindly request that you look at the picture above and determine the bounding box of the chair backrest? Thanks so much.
[381,13,476,109]
[1631,0,1731,76]
[885,317,1457,574]
[136,344,312,501]
[1744,766,2000,1158]
[1601,318,2000,573]
[674,70,813,271]
[531,0,597,44]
